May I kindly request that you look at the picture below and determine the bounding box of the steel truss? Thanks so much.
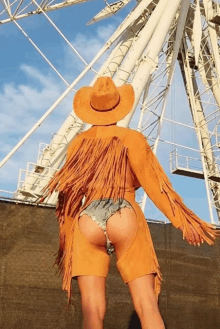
[1,0,220,225]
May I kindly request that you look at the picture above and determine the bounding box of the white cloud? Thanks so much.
[0,17,211,225]
[0,21,119,194]
[0,67,64,190]
[0,66,62,117]
[63,23,118,79]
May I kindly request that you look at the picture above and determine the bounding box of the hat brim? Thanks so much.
[73,84,135,125]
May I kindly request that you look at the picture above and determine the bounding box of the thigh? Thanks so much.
[77,275,106,317]
[106,206,138,260]
[128,273,158,311]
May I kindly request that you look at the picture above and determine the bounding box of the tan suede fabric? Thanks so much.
[38,125,220,307]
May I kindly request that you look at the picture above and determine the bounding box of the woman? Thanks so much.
[38,76,220,329]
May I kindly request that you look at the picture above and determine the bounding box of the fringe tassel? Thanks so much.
[37,136,130,307]
[143,215,163,300]
[147,146,220,245]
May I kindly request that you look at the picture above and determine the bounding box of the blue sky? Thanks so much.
[0,0,216,225]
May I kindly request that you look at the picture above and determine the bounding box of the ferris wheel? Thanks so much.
[1,0,220,226]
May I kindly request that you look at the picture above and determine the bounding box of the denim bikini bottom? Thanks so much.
[79,198,133,255]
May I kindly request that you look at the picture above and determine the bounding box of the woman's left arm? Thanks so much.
[127,131,220,246]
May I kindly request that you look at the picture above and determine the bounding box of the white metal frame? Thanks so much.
[1,0,220,226]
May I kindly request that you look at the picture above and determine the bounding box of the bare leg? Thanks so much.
[128,274,165,329]
[82,312,103,329]
[77,275,106,329]
[106,208,165,329]
[77,208,165,329]
[77,215,108,328]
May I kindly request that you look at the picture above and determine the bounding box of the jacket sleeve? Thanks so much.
[127,131,220,245]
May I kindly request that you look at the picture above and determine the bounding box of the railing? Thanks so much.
[0,191,56,206]
[170,149,220,182]
[16,162,59,198]
[0,190,16,198]
[170,149,203,174]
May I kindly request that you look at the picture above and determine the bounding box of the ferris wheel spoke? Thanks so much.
[2,0,220,226]
[0,0,92,24]
[86,0,132,26]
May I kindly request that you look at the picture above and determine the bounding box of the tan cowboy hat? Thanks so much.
[73,76,135,125]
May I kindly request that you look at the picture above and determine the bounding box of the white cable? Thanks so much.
[32,0,99,76]
[13,19,72,87]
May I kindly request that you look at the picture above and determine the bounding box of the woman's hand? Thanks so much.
[179,224,205,246]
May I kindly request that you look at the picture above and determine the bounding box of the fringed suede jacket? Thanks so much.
[37,124,220,305]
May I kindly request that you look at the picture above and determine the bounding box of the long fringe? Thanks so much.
[37,136,130,306]
[147,145,220,245]
[147,228,163,300]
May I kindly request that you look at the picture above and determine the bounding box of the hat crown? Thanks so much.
[90,77,120,111]
[73,75,135,126]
